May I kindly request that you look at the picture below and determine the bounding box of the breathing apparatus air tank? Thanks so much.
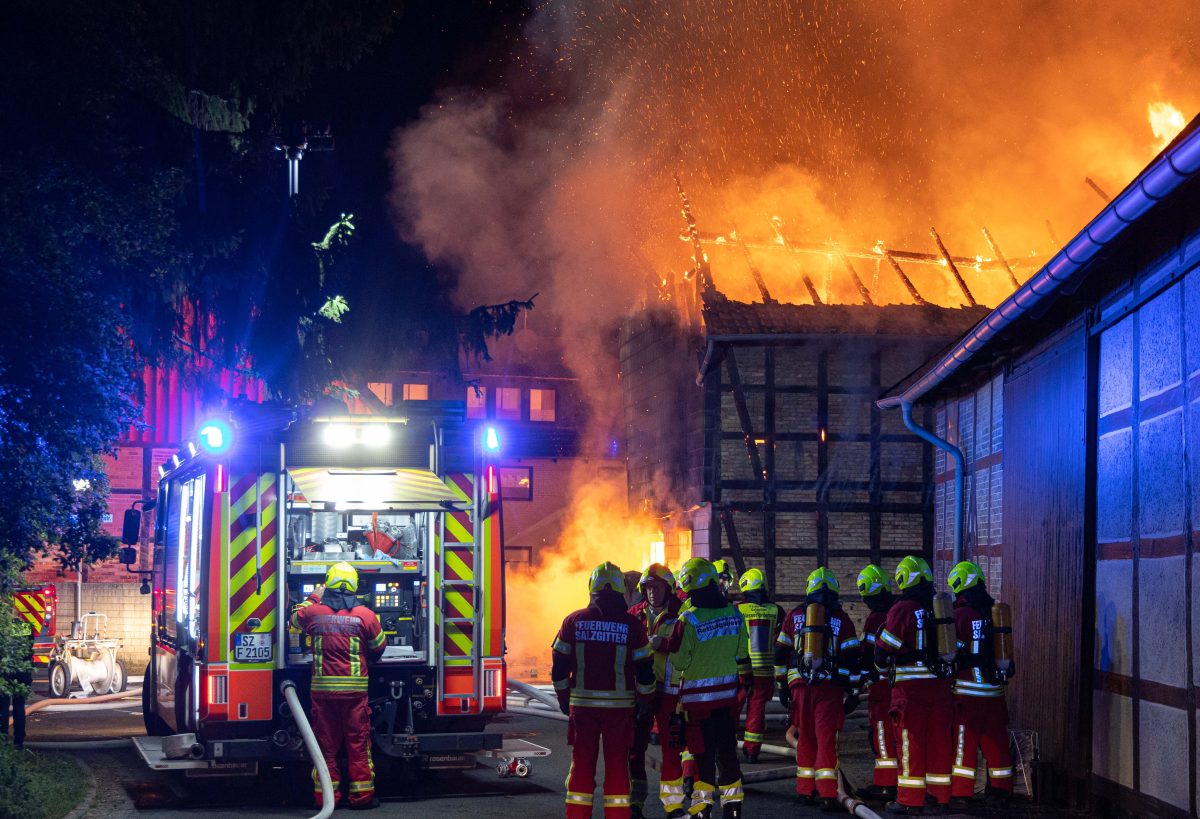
[802,601,828,674]
[992,602,1014,672]
[931,592,957,662]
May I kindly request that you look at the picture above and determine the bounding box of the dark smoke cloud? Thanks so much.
[390,0,1199,329]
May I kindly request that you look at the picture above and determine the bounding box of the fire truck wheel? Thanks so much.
[142,662,172,737]
[48,661,70,699]
[111,659,128,693]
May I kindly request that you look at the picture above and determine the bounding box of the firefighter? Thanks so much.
[669,557,750,819]
[628,564,687,818]
[876,556,954,815]
[0,610,33,749]
[947,561,1015,808]
[776,568,860,812]
[711,559,737,599]
[734,568,784,762]
[856,564,898,802]
[553,562,656,819]
[290,562,386,810]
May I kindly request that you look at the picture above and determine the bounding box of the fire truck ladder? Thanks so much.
[436,474,482,713]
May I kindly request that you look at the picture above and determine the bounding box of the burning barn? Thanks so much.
[874,118,1200,813]
[620,194,1018,611]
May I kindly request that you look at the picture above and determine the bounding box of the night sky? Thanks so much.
[295,2,527,306]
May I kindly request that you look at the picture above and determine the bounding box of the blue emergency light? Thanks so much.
[196,418,233,455]
[484,426,501,452]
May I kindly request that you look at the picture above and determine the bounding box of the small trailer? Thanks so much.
[47,612,128,698]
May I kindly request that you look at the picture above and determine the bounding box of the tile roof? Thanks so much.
[701,298,992,340]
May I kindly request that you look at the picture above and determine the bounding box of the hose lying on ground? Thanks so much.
[25,689,142,715]
[24,739,132,750]
[506,704,569,722]
[281,679,334,819]
[506,679,563,712]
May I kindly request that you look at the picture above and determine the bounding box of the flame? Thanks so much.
[505,465,667,681]
[1149,101,1187,151]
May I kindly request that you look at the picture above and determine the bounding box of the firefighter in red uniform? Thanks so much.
[876,556,954,815]
[553,562,657,819]
[734,568,784,762]
[775,568,860,812]
[628,564,687,818]
[290,562,387,810]
[856,564,898,802]
[947,561,1015,808]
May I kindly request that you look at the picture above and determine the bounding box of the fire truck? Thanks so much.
[131,400,507,775]
[12,585,56,678]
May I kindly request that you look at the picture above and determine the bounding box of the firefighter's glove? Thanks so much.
[777,682,792,711]
[557,692,571,715]
[842,692,861,716]
[636,698,655,722]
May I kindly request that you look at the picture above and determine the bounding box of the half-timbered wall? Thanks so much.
[708,338,946,606]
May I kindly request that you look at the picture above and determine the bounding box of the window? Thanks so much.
[499,466,533,500]
[530,388,556,422]
[467,386,487,419]
[367,382,393,406]
[496,387,522,420]
[505,546,532,564]
[165,473,206,642]
[402,383,429,401]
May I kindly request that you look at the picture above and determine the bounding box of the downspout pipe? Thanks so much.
[901,399,964,564]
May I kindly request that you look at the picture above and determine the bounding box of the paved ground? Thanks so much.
[24,694,1082,818]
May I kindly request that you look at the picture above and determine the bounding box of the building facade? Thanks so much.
[881,120,1200,813]
[621,298,990,608]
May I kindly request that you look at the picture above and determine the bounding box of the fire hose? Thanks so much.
[25,688,142,715]
[281,679,334,819]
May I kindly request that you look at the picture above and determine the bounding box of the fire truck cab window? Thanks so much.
[164,473,206,642]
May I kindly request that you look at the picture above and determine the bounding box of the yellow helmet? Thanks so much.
[712,558,737,584]
[856,564,889,597]
[325,561,359,593]
[677,558,718,593]
[948,560,985,595]
[738,568,766,593]
[639,563,676,591]
[894,556,934,590]
[806,567,839,595]
[589,562,625,594]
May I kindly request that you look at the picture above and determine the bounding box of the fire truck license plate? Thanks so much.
[233,633,272,662]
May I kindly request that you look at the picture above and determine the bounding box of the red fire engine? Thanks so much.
[131,400,507,775]
[12,585,56,676]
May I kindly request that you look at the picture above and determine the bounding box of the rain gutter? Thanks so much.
[902,399,965,563]
[877,124,1200,410]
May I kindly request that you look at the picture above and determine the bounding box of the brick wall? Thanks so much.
[714,338,945,604]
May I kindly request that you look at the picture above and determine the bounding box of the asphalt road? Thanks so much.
[25,696,1079,818]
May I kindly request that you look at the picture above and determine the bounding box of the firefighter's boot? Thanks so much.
[721,801,741,819]
[819,796,841,813]
[885,801,922,815]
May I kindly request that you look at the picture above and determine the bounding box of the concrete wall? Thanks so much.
[53,582,151,669]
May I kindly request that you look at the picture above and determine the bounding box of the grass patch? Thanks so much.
[0,741,89,819]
